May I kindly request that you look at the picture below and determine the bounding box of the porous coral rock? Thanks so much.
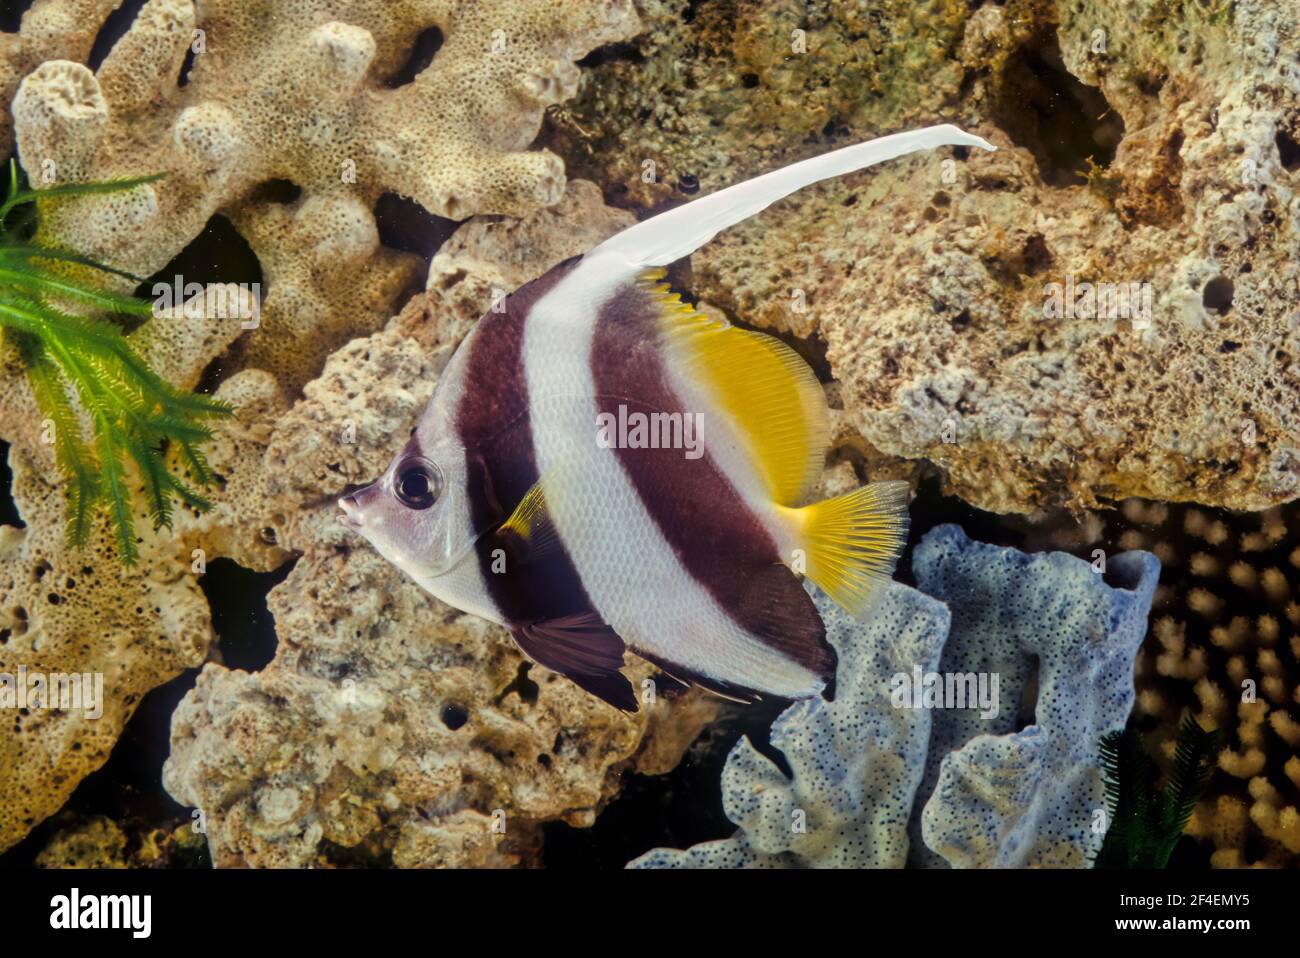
[0,295,267,854]
[557,0,972,209]
[10,0,643,389]
[164,551,690,867]
[0,440,212,853]
[0,0,120,157]
[227,196,422,392]
[561,0,1300,515]
[169,368,294,572]
[34,815,129,868]
[163,180,721,868]
[630,524,1159,868]
[33,813,206,867]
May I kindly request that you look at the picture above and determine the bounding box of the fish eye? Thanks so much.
[394,458,441,510]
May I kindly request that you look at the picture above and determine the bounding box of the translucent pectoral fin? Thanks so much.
[496,479,561,564]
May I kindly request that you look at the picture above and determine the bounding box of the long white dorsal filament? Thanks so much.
[590,124,996,269]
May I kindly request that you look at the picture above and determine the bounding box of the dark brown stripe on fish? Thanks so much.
[453,257,579,452]
[589,281,835,687]
[453,258,599,625]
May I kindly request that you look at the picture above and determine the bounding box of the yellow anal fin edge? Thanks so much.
[796,479,910,618]
[641,271,829,507]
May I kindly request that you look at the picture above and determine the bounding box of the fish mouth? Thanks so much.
[337,494,364,530]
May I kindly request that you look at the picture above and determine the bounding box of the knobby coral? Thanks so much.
[6,0,643,390]
[1117,499,1300,866]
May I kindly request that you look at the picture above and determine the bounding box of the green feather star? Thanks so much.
[0,160,232,565]
[1095,714,1222,869]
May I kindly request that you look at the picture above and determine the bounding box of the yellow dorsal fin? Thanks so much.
[643,271,829,506]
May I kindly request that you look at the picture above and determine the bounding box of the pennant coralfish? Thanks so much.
[339,125,996,711]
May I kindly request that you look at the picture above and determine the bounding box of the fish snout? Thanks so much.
[338,493,364,530]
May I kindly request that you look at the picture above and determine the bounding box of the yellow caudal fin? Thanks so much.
[643,270,830,506]
[797,480,910,617]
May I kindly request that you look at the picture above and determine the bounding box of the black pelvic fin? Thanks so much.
[511,612,637,712]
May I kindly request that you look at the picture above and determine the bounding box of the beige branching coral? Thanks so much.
[0,0,121,157]
[1117,500,1300,867]
[7,0,642,389]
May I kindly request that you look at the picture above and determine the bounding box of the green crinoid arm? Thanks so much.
[0,162,165,222]
[15,333,99,545]
[1156,715,1222,866]
[0,159,231,565]
[1094,717,1221,869]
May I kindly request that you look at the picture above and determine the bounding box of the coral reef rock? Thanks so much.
[163,180,721,868]
[0,0,119,158]
[0,300,255,854]
[561,0,1300,514]
[34,814,207,868]
[630,524,1159,868]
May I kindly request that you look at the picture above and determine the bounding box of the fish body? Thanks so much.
[340,125,995,710]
